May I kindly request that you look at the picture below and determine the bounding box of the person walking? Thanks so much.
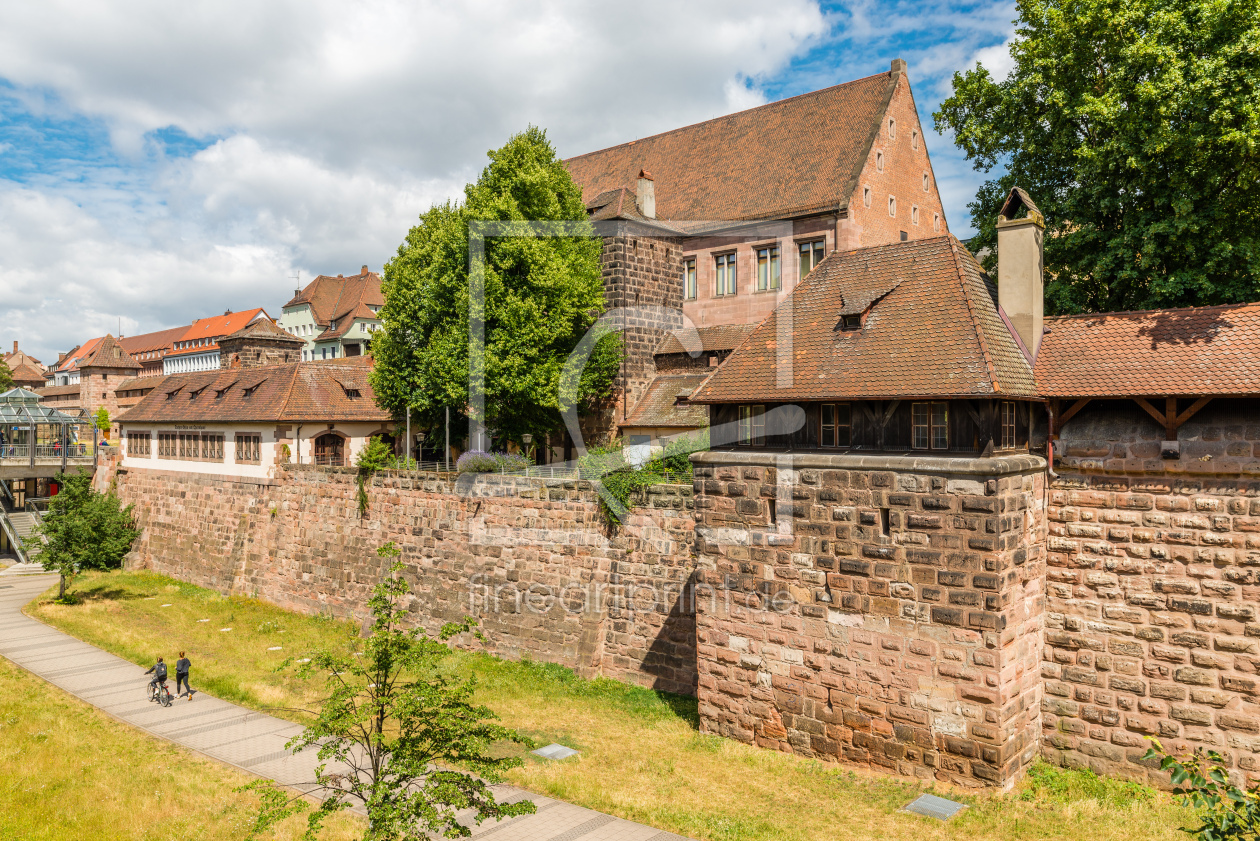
[175,651,195,700]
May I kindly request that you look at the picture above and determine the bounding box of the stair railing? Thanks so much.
[0,511,28,565]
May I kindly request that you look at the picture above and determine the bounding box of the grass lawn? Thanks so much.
[0,650,363,840]
[29,570,1196,841]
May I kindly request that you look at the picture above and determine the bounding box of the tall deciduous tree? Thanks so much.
[32,471,139,600]
[935,0,1260,314]
[370,126,619,445]
[0,357,14,391]
[244,543,535,840]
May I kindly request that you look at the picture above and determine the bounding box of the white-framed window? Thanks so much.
[1001,402,1017,449]
[683,258,697,300]
[755,246,781,291]
[934,213,941,232]
[714,252,736,296]
[888,118,896,139]
[889,196,896,217]
[738,405,766,446]
[863,186,871,208]
[912,206,920,225]
[798,240,825,280]
[912,402,949,450]
[820,404,851,447]
[876,151,884,172]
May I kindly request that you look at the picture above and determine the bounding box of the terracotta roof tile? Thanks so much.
[283,269,383,327]
[117,359,390,425]
[79,334,141,370]
[622,373,713,428]
[690,236,1036,403]
[1035,302,1260,396]
[564,71,896,222]
[655,324,758,356]
[167,309,270,357]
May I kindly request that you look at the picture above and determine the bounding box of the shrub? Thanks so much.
[493,451,530,472]
[456,450,498,474]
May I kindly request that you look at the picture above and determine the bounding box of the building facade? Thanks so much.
[162,309,272,374]
[277,267,384,361]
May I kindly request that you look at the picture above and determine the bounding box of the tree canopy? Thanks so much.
[0,357,13,391]
[370,126,619,446]
[32,470,139,599]
[934,0,1260,314]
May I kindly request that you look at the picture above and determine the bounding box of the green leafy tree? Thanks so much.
[934,0,1260,313]
[0,357,14,391]
[93,407,111,441]
[31,471,139,600]
[354,436,398,516]
[370,126,620,445]
[1144,738,1260,839]
[245,543,535,840]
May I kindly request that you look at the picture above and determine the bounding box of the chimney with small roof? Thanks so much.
[637,170,655,219]
[997,187,1045,356]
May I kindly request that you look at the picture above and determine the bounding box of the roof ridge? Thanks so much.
[562,72,893,164]
[1045,300,1260,321]
[946,238,1001,393]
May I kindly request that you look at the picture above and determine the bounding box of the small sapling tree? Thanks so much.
[32,470,139,600]
[1144,738,1260,840]
[243,543,535,839]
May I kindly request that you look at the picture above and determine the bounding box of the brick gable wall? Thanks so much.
[841,73,949,250]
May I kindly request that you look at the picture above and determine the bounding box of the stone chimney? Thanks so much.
[637,170,655,219]
[890,57,908,76]
[11,341,17,354]
[996,187,1046,356]
[295,289,301,297]
[361,265,369,275]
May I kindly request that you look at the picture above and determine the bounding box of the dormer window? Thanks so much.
[841,315,862,331]
[189,385,207,399]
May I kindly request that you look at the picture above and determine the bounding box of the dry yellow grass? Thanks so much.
[30,570,1197,841]
[0,653,363,840]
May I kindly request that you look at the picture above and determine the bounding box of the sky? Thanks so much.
[0,0,1018,364]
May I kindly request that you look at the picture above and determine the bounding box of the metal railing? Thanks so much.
[25,498,49,522]
[0,479,13,509]
[0,511,27,565]
[0,445,30,460]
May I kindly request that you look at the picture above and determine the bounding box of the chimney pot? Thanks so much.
[636,171,656,220]
[996,187,1046,356]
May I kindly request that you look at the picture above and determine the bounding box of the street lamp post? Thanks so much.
[416,431,426,467]
[522,433,533,467]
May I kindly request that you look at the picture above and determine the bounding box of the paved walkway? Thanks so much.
[0,570,690,841]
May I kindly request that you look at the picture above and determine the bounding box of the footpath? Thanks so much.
[0,569,690,841]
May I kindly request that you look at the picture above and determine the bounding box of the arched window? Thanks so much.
[314,433,345,466]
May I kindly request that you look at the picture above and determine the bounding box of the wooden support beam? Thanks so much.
[1175,396,1213,428]
[1165,397,1177,440]
[1133,397,1168,429]
[1058,398,1092,428]
[880,400,900,427]
[963,401,983,428]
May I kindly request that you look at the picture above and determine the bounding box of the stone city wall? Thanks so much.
[689,451,1046,789]
[1043,399,1260,784]
[116,464,699,697]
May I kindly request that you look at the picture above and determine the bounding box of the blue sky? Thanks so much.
[0,0,1016,364]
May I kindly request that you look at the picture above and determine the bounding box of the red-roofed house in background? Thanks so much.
[3,342,46,390]
[163,309,272,374]
[562,59,950,446]
[277,266,383,361]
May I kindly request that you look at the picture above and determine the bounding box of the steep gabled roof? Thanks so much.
[655,324,758,356]
[1035,302,1260,397]
[167,309,270,357]
[623,373,712,429]
[117,359,390,425]
[221,317,305,345]
[283,268,383,329]
[79,334,140,371]
[690,236,1037,404]
[563,69,898,222]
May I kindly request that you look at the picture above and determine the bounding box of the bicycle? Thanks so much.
[148,679,173,707]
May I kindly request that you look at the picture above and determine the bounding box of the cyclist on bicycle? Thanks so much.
[145,657,168,699]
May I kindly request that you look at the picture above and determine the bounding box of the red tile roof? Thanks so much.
[1035,302,1260,397]
[167,309,270,357]
[564,70,897,223]
[117,359,390,425]
[690,236,1037,404]
[283,269,383,337]
[79,334,141,371]
[655,324,758,356]
[623,373,713,429]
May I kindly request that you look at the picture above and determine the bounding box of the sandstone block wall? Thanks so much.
[1044,400,1260,783]
[690,451,1046,789]
[117,464,699,696]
